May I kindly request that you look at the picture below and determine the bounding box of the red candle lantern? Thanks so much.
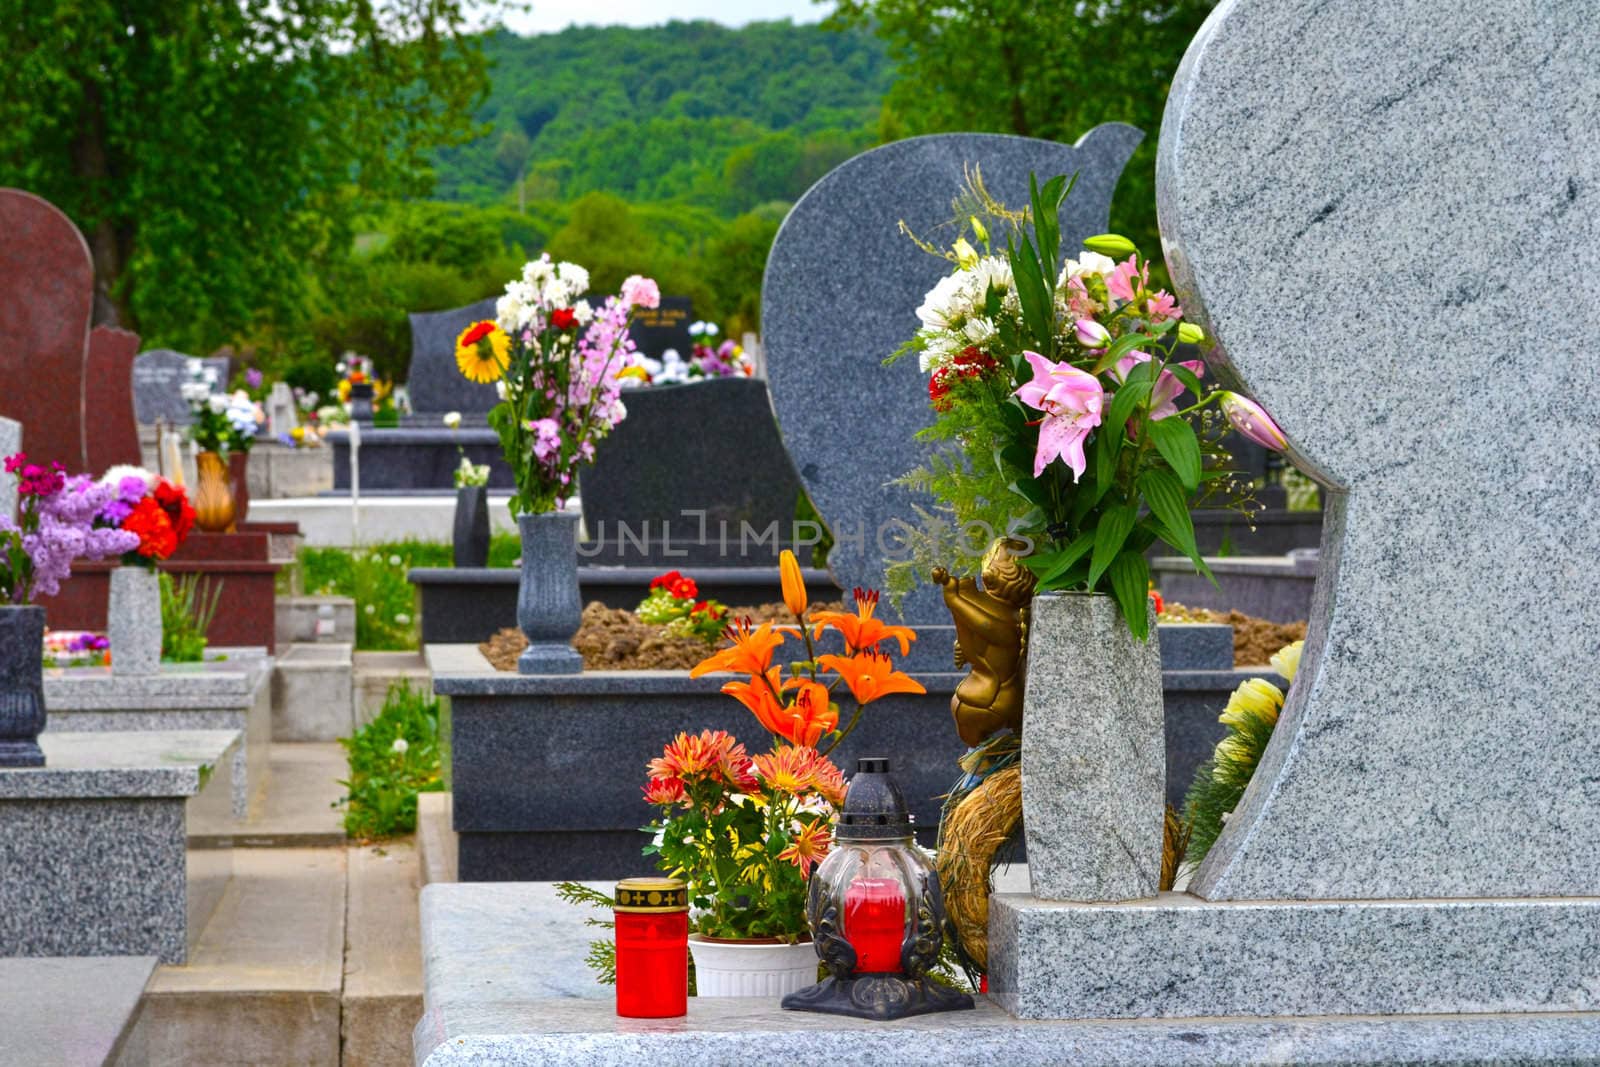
[783,758,973,1020]
[613,876,688,1018]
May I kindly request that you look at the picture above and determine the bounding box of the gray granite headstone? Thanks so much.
[1160,0,1600,900]
[266,381,295,436]
[763,128,1143,620]
[627,295,693,359]
[406,298,500,417]
[131,349,230,426]
[0,417,18,520]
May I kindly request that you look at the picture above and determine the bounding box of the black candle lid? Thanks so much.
[835,757,914,841]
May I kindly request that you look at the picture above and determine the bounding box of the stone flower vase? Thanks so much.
[1020,592,1164,902]
[688,936,817,997]
[452,485,489,568]
[0,605,47,767]
[108,566,163,677]
[515,510,584,674]
[348,382,375,423]
[193,450,237,533]
[228,450,251,525]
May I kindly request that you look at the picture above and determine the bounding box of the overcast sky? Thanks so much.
[502,0,829,34]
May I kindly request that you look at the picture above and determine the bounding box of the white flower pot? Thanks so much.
[688,936,817,998]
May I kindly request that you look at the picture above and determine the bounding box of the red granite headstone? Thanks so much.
[0,189,93,471]
[84,325,142,473]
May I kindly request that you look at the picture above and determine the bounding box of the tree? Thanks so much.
[829,0,1218,267]
[0,0,509,350]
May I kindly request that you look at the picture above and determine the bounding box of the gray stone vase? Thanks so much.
[1021,592,1164,901]
[108,566,163,677]
[515,510,584,675]
[452,485,489,568]
[0,605,46,767]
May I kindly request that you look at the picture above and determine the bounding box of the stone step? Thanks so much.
[0,956,155,1067]
[416,792,457,886]
[190,742,348,848]
[274,642,356,742]
[142,847,348,1066]
[342,843,425,1067]
[353,650,431,729]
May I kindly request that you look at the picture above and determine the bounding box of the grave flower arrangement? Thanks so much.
[632,320,755,385]
[96,466,195,567]
[893,175,1288,638]
[180,359,259,453]
[643,551,926,941]
[635,570,730,644]
[0,454,138,603]
[441,412,490,488]
[42,630,110,668]
[454,254,660,515]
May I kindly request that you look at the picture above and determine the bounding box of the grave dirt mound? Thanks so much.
[1160,602,1307,667]
[480,600,844,672]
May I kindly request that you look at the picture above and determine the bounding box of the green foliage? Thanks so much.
[831,0,1219,277]
[0,0,502,351]
[160,572,220,662]
[552,882,618,986]
[337,681,445,841]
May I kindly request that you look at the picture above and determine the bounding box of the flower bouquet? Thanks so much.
[643,553,925,956]
[632,320,755,385]
[95,466,196,674]
[635,570,729,645]
[894,175,1287,637]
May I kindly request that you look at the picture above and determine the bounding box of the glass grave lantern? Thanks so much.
[781,757,974,1020]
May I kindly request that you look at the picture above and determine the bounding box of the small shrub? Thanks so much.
[161,572,221,662]
[337,681,445,840]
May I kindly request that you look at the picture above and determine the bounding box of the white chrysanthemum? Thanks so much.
[522,255,554,288]
[573,299,594,325]
[916,272,973,332]
[556,262,589,294]
[100,465,155,489]
[1059,250,1117,288]
[185,357,203,377]
[970,255,1013,294]
[918,334,961,374]
[207,394,228,414]
[964,317,998,345]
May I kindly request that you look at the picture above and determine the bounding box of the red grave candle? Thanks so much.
[844,876,905,974]
[613,877,688,1018]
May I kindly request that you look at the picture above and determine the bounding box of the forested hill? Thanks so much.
[432,20,892,213]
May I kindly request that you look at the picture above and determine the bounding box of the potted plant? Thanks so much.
[643,552,926,995]
[443,411,491,567]
[180,359,252,532]
[95,466,196,676]
[892,176,1287,893]
[0,453,139,765]
[455,255,659,674]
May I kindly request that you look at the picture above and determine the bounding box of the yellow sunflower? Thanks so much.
[455,321,509,384]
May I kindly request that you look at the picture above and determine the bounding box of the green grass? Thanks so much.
[337,681,446,840]
[290,535,520,650]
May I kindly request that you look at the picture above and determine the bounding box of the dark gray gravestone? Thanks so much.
[131,350,231,426]
[406,298,500,417]
[627,295,693,359]
[763,128,1143,621]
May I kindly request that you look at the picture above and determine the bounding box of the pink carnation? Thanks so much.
[621,275,660,310]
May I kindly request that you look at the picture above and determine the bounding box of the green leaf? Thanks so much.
[1027,529,1094,585]
[1146,415,1203,490]
[1137,467,1201,566]
[1087,503,1137,590]
[1093,425,1121,492]
[1090,332,1149,377]
[1166,362,1205,400]
[1008,477,1049,508]
[1103,373,1152,446]
[1108,549,1151,640]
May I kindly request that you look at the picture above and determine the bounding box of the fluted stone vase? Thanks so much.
[1021,592,1163,901]
[452,485,489,568]
[0,605,46,767]
[515,510,583,675]
[108,566,163,677]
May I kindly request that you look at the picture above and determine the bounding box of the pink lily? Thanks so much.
[1074,318,1110,349]
[1219,392,1287,450]
[1015,351,1104,480]
[1111,353,1206,421]
[1146,291,1182,323]
[1108,255,1147,304]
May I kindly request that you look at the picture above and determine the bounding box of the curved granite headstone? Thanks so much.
[1160,0,1600,899]
[763,129,1142,619]
[131,349,231,426]
[85,326,142,473]
[407,298,500,417]
[0,189,93,471]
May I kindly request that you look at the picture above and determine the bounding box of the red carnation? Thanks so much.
[460,321,495,347]
[123,497,179,560]
[550,308,577,330]
[153,479,195,543]
[670,577,698,601]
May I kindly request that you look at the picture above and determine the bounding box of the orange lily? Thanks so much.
[819,651,927,705]
[722,668,788,737]
[780,680,837,747]
[779,548,807,617]
[689,618,786,677]
[811,588,917,656]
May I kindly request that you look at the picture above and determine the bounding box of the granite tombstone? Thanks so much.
[406,298,500,418]
[0,417,18,519]
[987,0,1600,1028]
[627,295,693,359]
[0,189,94,472]
[131,349,231,426]
[84,325,142,472]
[763,129,1143,622]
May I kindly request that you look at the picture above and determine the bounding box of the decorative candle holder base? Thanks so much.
[780,973,973,1021]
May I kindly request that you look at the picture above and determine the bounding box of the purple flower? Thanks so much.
[245,368,264,389]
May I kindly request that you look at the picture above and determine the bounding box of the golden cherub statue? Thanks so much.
[931,538,1037,747]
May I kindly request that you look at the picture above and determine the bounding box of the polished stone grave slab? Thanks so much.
[0,955,155,1067]
[414,881,1600,1066]
[0,729,239,965]
[43,649,273,819]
